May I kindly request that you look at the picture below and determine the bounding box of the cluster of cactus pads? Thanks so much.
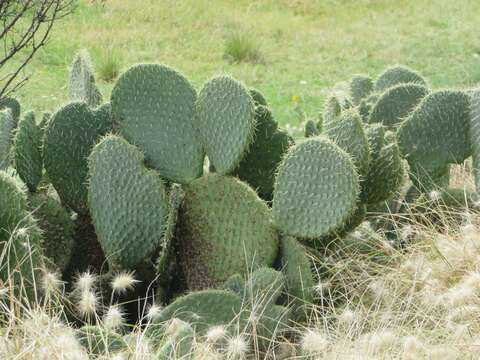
[1,50,479,354]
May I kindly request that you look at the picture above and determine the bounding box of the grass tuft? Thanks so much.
[223,30,263,64]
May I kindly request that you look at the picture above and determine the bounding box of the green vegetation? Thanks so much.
[6,0,480,130]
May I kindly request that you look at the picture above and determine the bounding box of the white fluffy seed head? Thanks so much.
[103,305,125,330]
[75,271,96,293]
[402,336,425,358]
[77,290,98,317]
[301,329,329,354]
[313,280,331,295]
[206,325,227,343]
[429,190,441,201]
[226,335,249,358]
[338,307,358,325]
[41,271,63,295]
[146,303,162,321]
[111,271,139,294]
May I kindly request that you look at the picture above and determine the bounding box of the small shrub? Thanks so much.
[98,51,121,82]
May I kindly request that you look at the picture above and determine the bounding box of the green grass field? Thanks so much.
[8,0,480,129]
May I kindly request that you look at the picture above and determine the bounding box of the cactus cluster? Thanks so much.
[2,52,479,355]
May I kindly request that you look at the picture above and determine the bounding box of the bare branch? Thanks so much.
[0,0,76,98]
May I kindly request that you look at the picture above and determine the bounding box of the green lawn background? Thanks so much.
[8,0,480,132]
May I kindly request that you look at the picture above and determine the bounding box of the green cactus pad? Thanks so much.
[470,90,480,193]
[375,65,427,92]
[149,290,244,334]
[223,273,246,297]
[323,109,370,176]
[255,305,291,351]
[43,102,113,212]
[28,192,75,272]
[272,137,359,239]
[304,119,319,137]
[155,319,194,359]
[360,132,405,204]
[322,95,342,130]
[13,112,43,192]
[0,97,20,123]
[39,111,52,131]
[177,174,278,289]
[196,76,256,174]
[69,50,103,107]
[350,75,373,105]
[0,171,43,294]
[112,64,204,183]
[230,105,293,201]
[250,88,268,106]
[369,83,428,127]
[78,325,126,355]
[365,123,385,156]
[397,90,471,172]
[280,236,314,320]
[247,267,285,306]
[0,109,15,170]
[88,135,169,269]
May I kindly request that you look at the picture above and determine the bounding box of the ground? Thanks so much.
[7,0,480,131]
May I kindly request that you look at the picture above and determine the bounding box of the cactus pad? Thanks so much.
[324,109,370,176]
[196,76,256,174]
[13,112,43,192]
[470,89,480,193]
[0,109,15,170]
[304,119,319,137]
[0,97,20,123]
[230,105,292,201]
[111,64,204,183]
[369,83,428,127]
[350,75,373,105]
[69,50,103,107]
[375,65,427,92]
[43,102,113,212]
[88,135,169,269]
[397,90,471,172]
[250,88,268,106]
[177,174,278,289]
[272,137,359,239]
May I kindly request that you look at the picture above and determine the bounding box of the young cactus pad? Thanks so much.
[0,109,15,170]
[43,102,113,212]
[111,64,204,184]
[272,137,359,239]
[397,90,471,172]
[69,49,103,107]
[13,112,43,192]
[0,97,20,123]
[88,135,169,269]
[196,75,256,174]
[375,65,427,92]
[369,83,428,127]
[176,174,278,289]
[350,75,373,105]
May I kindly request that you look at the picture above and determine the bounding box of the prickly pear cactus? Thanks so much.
[39,112,52,131]
[78,325,126,355]
[272,137,359,239]
[280,236,314,320]
[196,76,256,174]
[409,163,450,193]
[230,105,292,201]
[43,102,113,212]
[0,171,43,295]
[470,89,480,193]
[304,119,319,137]
[28,191,75,272]
[323,108,370,176]
[0,109,15,170]
[111,64,204,183]
[361,131,405,204]
[177,174,278,289]
[155,319,194,359]
[369,83,428,127]
[69,49,103,107]
[13,112,43,192]
[322,95,342,130]
[246,267,285,306]
[250,88,268,106]
[88,135,169,269]
[0,97,20,123]
[350,75,373,105]
[149,290,244,334]
[397,90,471,173]
[375,65,427,92]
